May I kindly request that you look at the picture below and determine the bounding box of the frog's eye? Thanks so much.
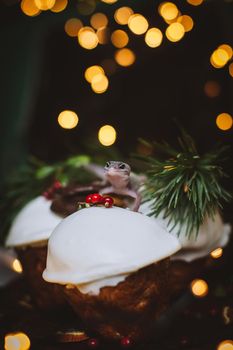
[119,163,125,169]
[105,162,110,168]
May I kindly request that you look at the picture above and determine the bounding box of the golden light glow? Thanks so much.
[115,48,136,67]
[21,0,41,16]
[65,18,83,37]
[114,7,134,25]
[166,22,185,42]
[204,80,221,98]
[34,0,55,10]
[101,0,118,3]
[58,110,79,129]
[211,49,229,68]
[51,0,68,13]
[177,15,194,32]
[91,74,109,93]
[90,13,108,30]
[128,14,149,35]
[5,332,31,350]
[187,0,204,5]
[229,63,233,78]
[159,2,179,21]
[111,30,129,48]
[98,125,117,146]
[78,27,98,50]
[216,113,233,131]
[210,247,223,259]
[145,28,163,48]
[101,59,117,75]
[217,340,233,350]
[191,279,208,297]
[12,259,23,274]
[218,44,233,60]
[85,65,104,83]
[96,27,110,44]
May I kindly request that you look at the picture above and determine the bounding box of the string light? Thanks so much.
[21,0,41,16]
[65,18,83,37]
[216,113,233,131]
[186,0,204,5]
[177,15,194,32]
[111,30,129,48]
[58,110,79,129]
[98,125,117,146]
[85,65,104,83]
[34,0,55,10]
[159,2,179,21]
[115,48,136,67]
[190,279,208,297]
[90,13,108,30]
[166,22,185,42]
[114,7,134,25]
[210,247,223,259]
[128,14,149,35]
[5,332,31,350]
[12,259,23,273]
[217,340,233,350]
[218,44,233,60]
[78,27,98,49]
[50,0,67,12]
[210,49,229,68]
[145,28,163,48]
[101,0,118,3]
[96,27,110,44]
[229,63,233,77]
[91,74,109,93]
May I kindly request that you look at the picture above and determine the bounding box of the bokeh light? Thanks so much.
[98,125,117,146]
[177,15,194,32]
[159,2,179,21]
[101,59,117,75]
[229,63,233,78]
[216,113,233,131]
[218,44,233,60]
[51,0,67,13]
[85,65,104,83]
[165,22,185,42]
[115,48,136,67]
[91,74,109,93]
[21,0,41,16]
[58,110,79,129]
[101,0,118,3]
[78,27,98,49]
[145,28,163,48]
[96,27,110,44]
[65,18,83,37]
[128,14,149,35]
[114,7,134,25]
[204,81,221,98]
[34,0,55,10]
[191,279,209,297]
[111,30,129,48]
[90,13,108,30]
[210,247,223,259]
[187,0,204,5]
[5,332,31,350]
[217,340,233,350]
[77,0,96,16]
[12,259,23,273]
[210,49,229,68]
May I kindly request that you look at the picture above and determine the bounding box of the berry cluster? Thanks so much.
[85,193,114,208]
[43,180,63,200]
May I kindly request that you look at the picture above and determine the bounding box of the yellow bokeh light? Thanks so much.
[114,7,134,25]
[187,0,204,5]
[101,0,118,3]
[96,27,110,44]
[65,18,83,37]
[216,113,233,131]
[159,2,179,21]
[34,0,55,10]
[166,22,185,42]
[58,110,79,129]
[217,340,233,350]
[210,247,223,259]
[128,14,149,35]
[51,0,68,13]
[21,0,41,17]
[191,279,208,297]
[177,15,194,32]
[78,27,98,49]
[85,65,104,83]
[5,332,31,350]
[218,44,233,60]
[229,63,233,78]
[111,30,129,48]
[211,49,229,68]
[101,59,117,76]
[90,13,108,30]
[145,28,163,48]
[115,48,136,67]
[91,74,109,93]
[98,125,117,146]
[12,259,23,273]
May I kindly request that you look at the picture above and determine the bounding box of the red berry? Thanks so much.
[86,194,93,203]
[121,337,132,347]
[91,193,103,204]
[88,338,99,347]
[104,196,114,208]
[53,180,62,190]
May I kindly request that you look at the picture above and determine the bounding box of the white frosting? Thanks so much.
[5,196,62,247]
[43,206,181,293]
[140,200,231,262]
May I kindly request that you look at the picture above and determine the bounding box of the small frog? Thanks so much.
[99,161,141,212]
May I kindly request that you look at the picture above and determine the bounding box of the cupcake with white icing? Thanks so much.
[43,205,181,340]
